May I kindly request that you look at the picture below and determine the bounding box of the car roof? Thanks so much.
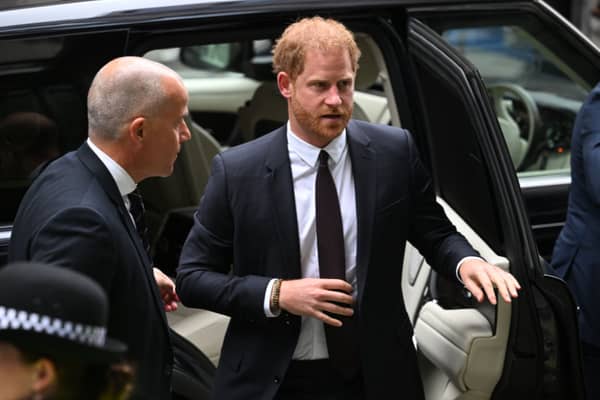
[0,0,531,34]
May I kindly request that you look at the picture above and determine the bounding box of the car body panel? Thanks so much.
[0,0,507,34]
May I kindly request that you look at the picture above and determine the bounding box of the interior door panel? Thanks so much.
[409,199,510,400]
[402,197,512,399]
[401,242,429,325]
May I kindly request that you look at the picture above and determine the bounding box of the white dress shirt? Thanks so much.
[263,123,357,360]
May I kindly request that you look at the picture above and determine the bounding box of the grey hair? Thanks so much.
[87,57,175,140]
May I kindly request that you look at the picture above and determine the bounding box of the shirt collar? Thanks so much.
[286,121,347,168]
[86,138,137,197]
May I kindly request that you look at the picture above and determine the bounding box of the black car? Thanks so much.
[0,0,592,398]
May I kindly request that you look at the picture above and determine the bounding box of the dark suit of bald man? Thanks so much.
[9,142,173,399]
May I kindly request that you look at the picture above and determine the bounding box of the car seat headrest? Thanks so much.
[355,34,380,91]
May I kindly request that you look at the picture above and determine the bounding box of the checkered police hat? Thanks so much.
[0,262,127,362]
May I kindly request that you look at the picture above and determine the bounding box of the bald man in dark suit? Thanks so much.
[9,56,191,399]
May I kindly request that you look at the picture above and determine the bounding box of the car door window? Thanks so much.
[0,32,126,227]
[443,25,589,175]
[418,8,600,261]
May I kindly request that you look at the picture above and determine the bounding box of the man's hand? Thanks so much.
[459,259,521,304]
[153,267,180,312]
[279,278,354,327]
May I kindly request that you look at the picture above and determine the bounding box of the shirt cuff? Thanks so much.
[456,256,485,284]
[264,278,281,317]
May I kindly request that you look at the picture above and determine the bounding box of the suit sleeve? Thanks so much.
[176,154,271,320]
[575,91,600,206]
[29,207,118,293]
[581,120,600,206]
[404,132,479,280]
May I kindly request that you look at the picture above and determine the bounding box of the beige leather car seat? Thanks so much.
[354,34,380,93]
[139,116,221,238]
[235,81,287,143]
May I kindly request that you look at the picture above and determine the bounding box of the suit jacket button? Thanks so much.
[274,377,280,384]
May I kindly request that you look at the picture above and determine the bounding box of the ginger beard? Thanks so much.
[289,86,353,144]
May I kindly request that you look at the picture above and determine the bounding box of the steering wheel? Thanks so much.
[487,83,541,170]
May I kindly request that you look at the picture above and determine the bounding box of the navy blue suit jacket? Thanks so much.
[552,82,600,348]
[8,143,173,399]
[177,120,478,400]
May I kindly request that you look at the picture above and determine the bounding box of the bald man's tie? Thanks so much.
[129,189,151,259]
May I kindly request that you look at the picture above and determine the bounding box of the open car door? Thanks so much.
[396,5,585,398]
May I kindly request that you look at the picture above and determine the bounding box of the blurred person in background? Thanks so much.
[0,111,60,180]
[592,1,600,18]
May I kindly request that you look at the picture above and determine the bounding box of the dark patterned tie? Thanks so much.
[315,150,360,380]
[128,189,151,259]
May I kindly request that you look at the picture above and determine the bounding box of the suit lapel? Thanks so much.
[77,144,141,250]
[265,128,302,279]
[77,143,126,212]
[76,143,169,326]
[347,121,376,306]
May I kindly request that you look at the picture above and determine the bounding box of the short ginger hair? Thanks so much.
[272,16,361,81]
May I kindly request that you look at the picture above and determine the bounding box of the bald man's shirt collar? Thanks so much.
[87,138,137,197]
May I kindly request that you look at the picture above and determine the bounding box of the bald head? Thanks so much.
[87,56,184,140]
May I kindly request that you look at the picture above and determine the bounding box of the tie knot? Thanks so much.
[129,189,141,200]
[128,190,145,222]
[129,189,142,205]
[128,190,151,258]
[319,150,330,167]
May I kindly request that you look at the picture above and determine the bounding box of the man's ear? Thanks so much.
[128,117,145,143]
[30,358,58,396]
[277,71,293,99]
